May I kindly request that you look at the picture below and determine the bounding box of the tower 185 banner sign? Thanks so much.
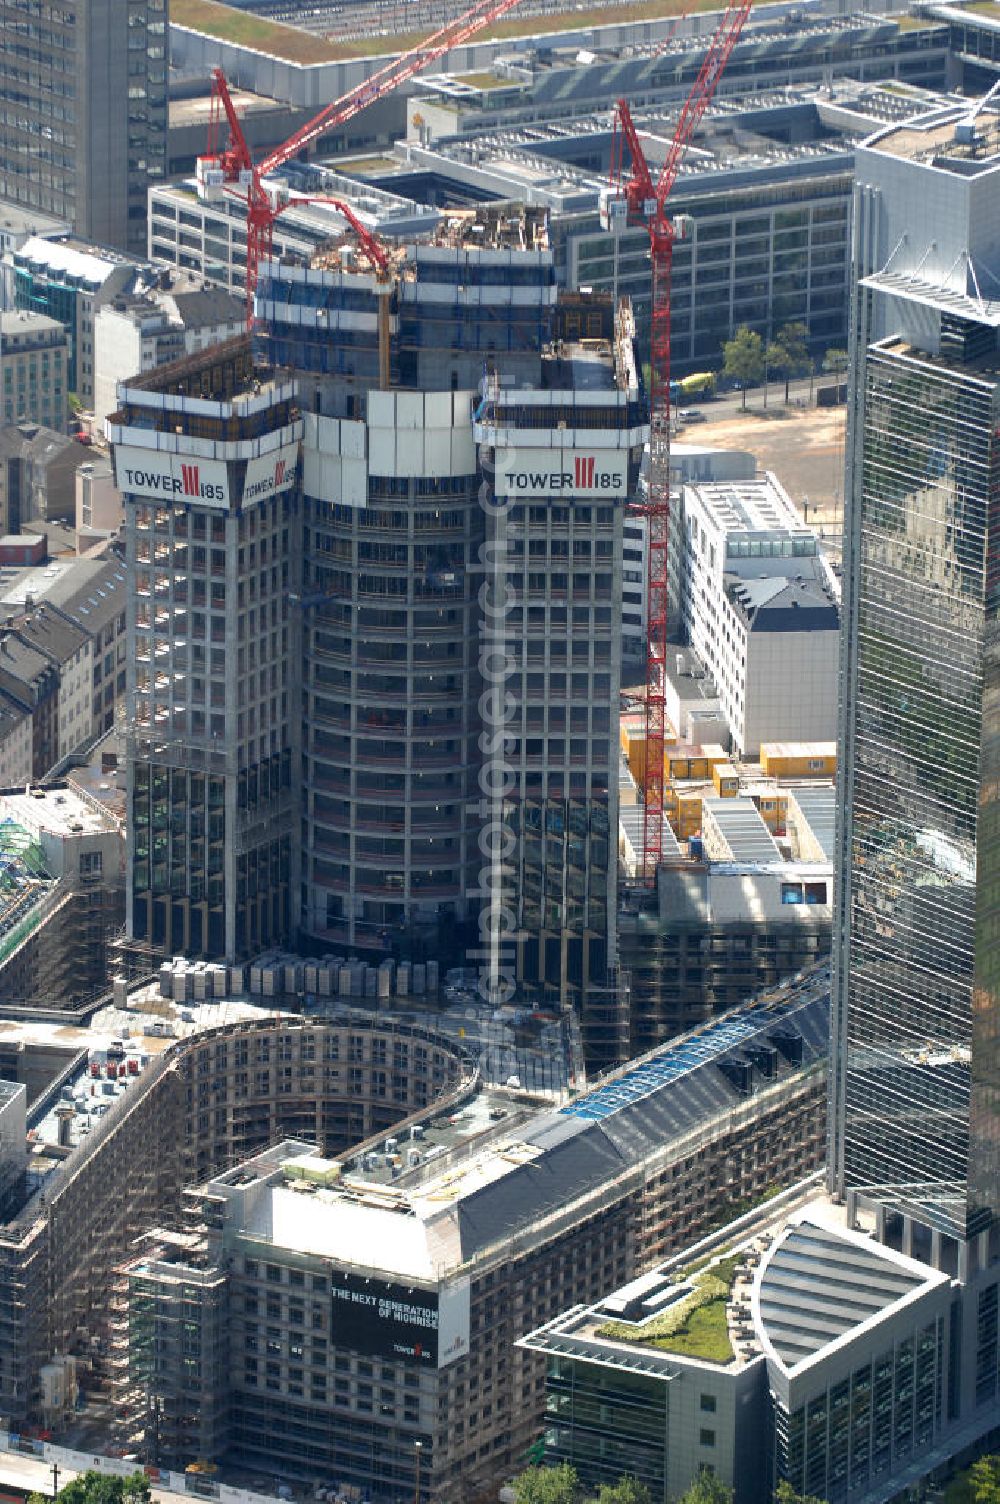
[330,1272,470,1368]
[493,446,628,498]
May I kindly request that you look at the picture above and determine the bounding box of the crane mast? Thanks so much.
[609,0,752,880]
[198,0,527,322]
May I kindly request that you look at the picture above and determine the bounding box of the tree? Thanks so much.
[721,326,765,409]
[775,1481,825,1504]
[592,1480,652,1504]
[514,1464,581,1504]
[969,1456,1000,1504]
[770,322,812,401]
[32,1474,151,1504]
[677,1470,733,1504]
[822,347,849,377]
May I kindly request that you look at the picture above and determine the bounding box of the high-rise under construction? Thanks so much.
[113,209,648,1067]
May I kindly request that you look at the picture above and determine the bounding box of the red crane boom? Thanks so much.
[199,0,527,321]
[609,0,751,881]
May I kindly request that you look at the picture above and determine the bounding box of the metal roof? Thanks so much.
[559,965,828,1126]
[757,1220,935,1370]
[789,785,836,861]
[703,796,782,863]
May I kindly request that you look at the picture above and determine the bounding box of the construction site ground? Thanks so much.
[679,393,847,550]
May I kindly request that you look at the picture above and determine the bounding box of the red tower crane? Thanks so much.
[605,0,752,880]
[197,0,527,323]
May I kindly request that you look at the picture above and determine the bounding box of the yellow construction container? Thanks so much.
[702,742,729,769]
[759,742,837,779]
[712,762,740,797]
[676,792,703,839]
[620,720,647,784]
[756,793,790,835]
[666,745,712,780]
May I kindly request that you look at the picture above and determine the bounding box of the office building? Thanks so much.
[108,337,301,963]
[148,170,436,298]
[523,1194,956,1504]
[677,474,840,757]
[526,95,1000,1504]
[0,780,125,1009]
[398,99,856,365]
[830,98,1000,1263]
[110,967,828,1504]
[619,778,834,1054]
[8,237,140,409]
[0,207,68,312]
[93,273,243,431]
[623,445,757,665]
[0,0,167,257]
[0,1000,474,1432]
[0,312,68,433]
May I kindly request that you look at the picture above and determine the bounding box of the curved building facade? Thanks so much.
[0,1012,472,1426]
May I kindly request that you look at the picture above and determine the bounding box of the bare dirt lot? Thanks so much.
[681,398,847,551]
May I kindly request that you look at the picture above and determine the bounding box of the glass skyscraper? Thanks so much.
[832,107,1000,1263]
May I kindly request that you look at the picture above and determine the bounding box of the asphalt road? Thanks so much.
[675,372,835,426]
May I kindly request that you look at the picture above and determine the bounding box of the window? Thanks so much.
[700,1429,716,1447]
[700,1394,717,1413]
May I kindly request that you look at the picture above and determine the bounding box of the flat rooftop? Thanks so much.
[14,235,134,284]
[169,89,281,127]
[519,1188,950,1378]
[868,103,1000,172]
[0,785,117,837]
[311,203,550,278]
[703,795,782,864]
[687,472,812,539]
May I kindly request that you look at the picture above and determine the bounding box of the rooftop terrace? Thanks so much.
[870,103,1000,170]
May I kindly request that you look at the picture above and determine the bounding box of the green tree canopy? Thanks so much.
[774,1480,825,1504]
[514,1464,581,1504]
[31,1472,151,1504]
[969,1456,1000,1504]
[677,1470,733,1504]
[769,322,812,401]
[722,326,765,409]
[592,1479,652,1504]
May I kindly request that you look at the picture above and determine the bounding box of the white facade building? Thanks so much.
[678,473,840,757]
[93,276,243,431]
[6,237,139,408]
[623,444,757,665]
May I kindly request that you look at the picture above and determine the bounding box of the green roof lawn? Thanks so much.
[596,1253,742,1366]
[172,0,789,65]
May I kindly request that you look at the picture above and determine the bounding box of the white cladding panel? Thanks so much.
[302,414,368,510]
[366,390,477,478]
